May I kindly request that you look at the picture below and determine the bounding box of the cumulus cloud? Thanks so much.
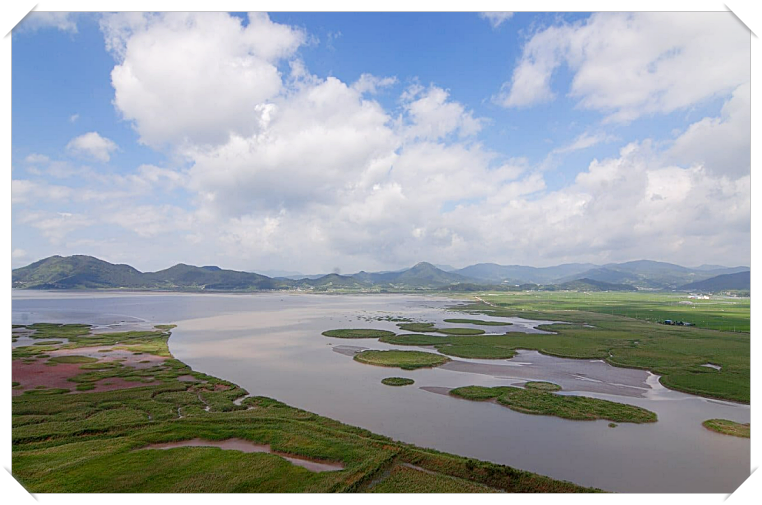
[101,12,305,147]
[479,12,514,29]
[669,82,750,178]
[352,74,398,94]
[12,12,749,272]
[497,12,750,121]
[66,132,118,162]
[403,85,483,140]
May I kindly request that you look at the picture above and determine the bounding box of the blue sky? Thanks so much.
[11,12,751,273]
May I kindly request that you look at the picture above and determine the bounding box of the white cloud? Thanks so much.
[24,153,50,164]
[479,12,514,29]
[102,12,305,147]
[403,85,483,140]
[553,131,617,154]
[16,12,78,34]
[105,204,195,238]
[70,113,80,123]
[497,12,750,121]
[12,180,73,205]
[66,132,118,162]
[13,11,746,272]
[352,74,398,94]
[12,249,27,259]
[17,211,92,244]
[669,82,750,178]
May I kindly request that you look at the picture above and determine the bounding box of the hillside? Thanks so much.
[11,255,145,289]
[12,256,277,291]
[453,263,595,284]
[558,261,749,289]
[678,271,750,292]
[12,255,749,292]
[552,278,638,292]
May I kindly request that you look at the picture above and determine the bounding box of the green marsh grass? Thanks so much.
[381,377,415,386]
[12,323,595,493]
[322,329,396,339]
[450,386,656,423]
[702,419,750,438]
[354,350,450,370]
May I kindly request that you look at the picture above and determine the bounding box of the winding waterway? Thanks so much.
[12,290,750,492]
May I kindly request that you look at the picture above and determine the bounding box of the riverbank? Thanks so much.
[11,323,597,493]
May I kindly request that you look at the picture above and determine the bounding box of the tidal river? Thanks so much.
[12,290,750,492]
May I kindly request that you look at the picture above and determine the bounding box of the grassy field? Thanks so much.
[354,350,450,370]
[702,419,750,438]
[450,386,657,424]
[450,294,750,403]
[472,292,749,332]
[381,377,415,386]
[12,323,596,493]
[325,291,749,403]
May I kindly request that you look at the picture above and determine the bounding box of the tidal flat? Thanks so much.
[12,291,750,492]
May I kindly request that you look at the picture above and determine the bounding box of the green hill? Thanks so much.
[553,278,638,292]
[678,271,750,292]
[12,255,277,291]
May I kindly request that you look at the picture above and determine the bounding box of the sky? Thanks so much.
[10,11,751,274]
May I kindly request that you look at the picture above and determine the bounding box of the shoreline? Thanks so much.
[11,322,599,493]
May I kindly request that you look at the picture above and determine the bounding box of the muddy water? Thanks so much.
[12,291,750,492]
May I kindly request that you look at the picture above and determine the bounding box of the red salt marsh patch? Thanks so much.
[75,377,163,394]
[12,360,79,395]
[47,347,166,369]
[13,358,163,396]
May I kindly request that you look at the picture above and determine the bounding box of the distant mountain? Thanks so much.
[11,255,749,293]
[692,264,750,273]
[12,255,144,289]
[12,255,277,291]
[452,263,595,284]
[294,262,474,289]
[292,273,371,290]
[142,263,276,290]
[388,262,474,287]
[678,271,750,292]
[559,260,750,289]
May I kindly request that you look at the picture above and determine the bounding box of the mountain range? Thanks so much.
[11,255,750,293]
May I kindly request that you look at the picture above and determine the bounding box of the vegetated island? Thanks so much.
[381,377,415,387]
[449,385,657,424]
[322,329,396,339]
[12,323,597,492]
[354,350,450,370]
[702,419,750,438]
[443,318,512,326]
